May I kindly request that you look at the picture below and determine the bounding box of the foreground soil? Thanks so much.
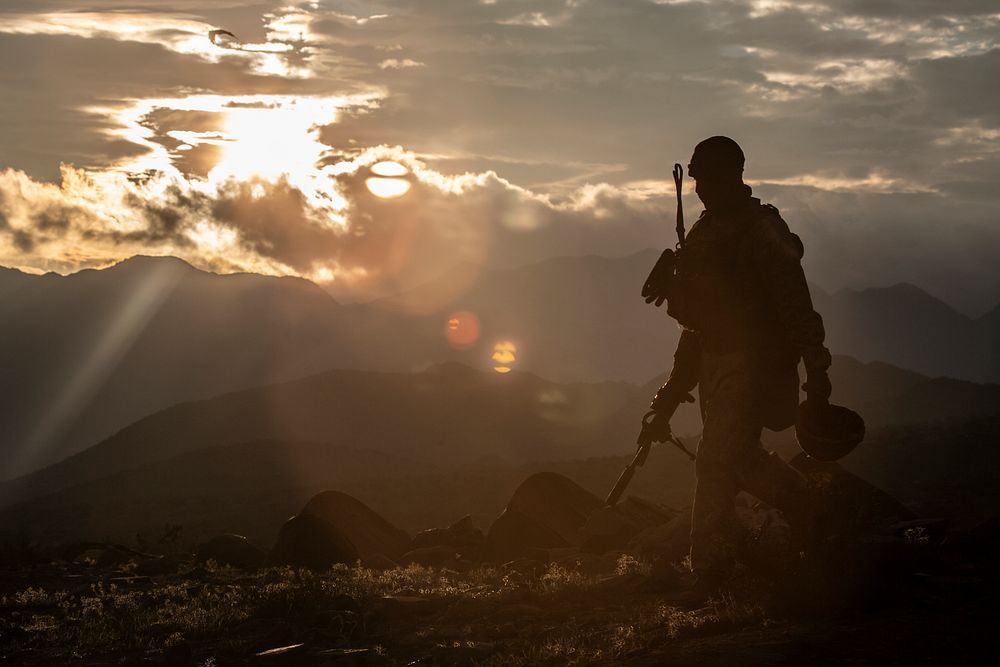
[2,541,998,666]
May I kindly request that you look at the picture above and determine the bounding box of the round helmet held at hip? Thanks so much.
[795,400,866,462]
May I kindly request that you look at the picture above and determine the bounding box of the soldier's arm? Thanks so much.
[747,211,832,392]
[651,328,701,411]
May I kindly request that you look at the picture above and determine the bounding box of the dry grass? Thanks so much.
[1,560,770,665]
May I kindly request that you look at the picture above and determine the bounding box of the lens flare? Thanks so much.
[365,177,411,199]
[370,160,409,177]
[492,340,517,373]
[445,311,480,349]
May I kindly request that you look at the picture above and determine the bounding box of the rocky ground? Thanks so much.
[1,540,998,666]
[4,466,1000,665]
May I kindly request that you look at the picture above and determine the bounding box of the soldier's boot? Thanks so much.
[689,471,742,585]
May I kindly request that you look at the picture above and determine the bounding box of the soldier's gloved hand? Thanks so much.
[802,369,832,405]
[643,411,677,443]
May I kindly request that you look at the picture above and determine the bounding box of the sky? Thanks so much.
[0,0,998,314]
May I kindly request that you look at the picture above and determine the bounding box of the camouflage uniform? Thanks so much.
[659,186,831,577]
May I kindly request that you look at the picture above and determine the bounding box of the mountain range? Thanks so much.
[2,252,998,478]
[2,354,998,545]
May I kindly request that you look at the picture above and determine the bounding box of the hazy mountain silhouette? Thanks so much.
[0,257,439,478]
[813,282,1000,383]
[384,249,1000,384]
[0,364,643,507]
[3,356,997,522]
[3,253,998,478]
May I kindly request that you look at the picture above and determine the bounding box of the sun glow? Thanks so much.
[95,93,382,230]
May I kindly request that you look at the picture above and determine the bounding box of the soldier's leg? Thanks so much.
[690,352,760,578]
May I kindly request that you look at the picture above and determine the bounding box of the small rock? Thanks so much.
[500,558,543,576]
[133,556,177,577]
[411,514,485,557]
[361,553,399,571]
[194,534,265,569]
[399,545,458,567]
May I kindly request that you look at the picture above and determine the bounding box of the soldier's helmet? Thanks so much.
[688,136,745,180]
[795,400,866,461]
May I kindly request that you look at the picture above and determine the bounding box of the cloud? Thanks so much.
[378,58,424,69]
[1,0,1000,312]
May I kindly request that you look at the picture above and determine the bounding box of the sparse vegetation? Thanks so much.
[0,557,776,665]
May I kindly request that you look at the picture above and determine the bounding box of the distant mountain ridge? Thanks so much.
[0,256,438,478]
[3,355,998,512]
[2,252,998,477]
[1,357,998,546]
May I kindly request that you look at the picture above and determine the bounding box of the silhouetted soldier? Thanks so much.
[648,136,832,584]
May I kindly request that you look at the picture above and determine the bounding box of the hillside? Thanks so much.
[0,257,435,478]
[3,356,999,546]
[0,364,645,507]
[4,252,999,479]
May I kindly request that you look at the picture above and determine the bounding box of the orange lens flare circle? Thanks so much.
[445,311,480,349]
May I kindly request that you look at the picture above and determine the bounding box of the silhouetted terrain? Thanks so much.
[3,253,999,479]
[0,257,432,478]
[2,357,998,547]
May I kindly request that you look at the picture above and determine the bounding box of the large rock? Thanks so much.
[630,512,692,562]
[300,491,411,560]
[268,513,359,568]
[580,506,641,553]
[485,509,568,562]
[791,454,918,535]
[484,472,604,561]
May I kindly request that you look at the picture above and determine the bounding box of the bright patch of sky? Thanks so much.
[1,0,999,313]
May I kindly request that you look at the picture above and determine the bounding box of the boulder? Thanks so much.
[615,496,678,527]
[485,509,566,562]
[790,454,918,535]
[194,534,265,569]
[268,513,359,568]
[579,506,641,553]
[300,491,411,560]
[629,512,692,562]
[484,472,604,561]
